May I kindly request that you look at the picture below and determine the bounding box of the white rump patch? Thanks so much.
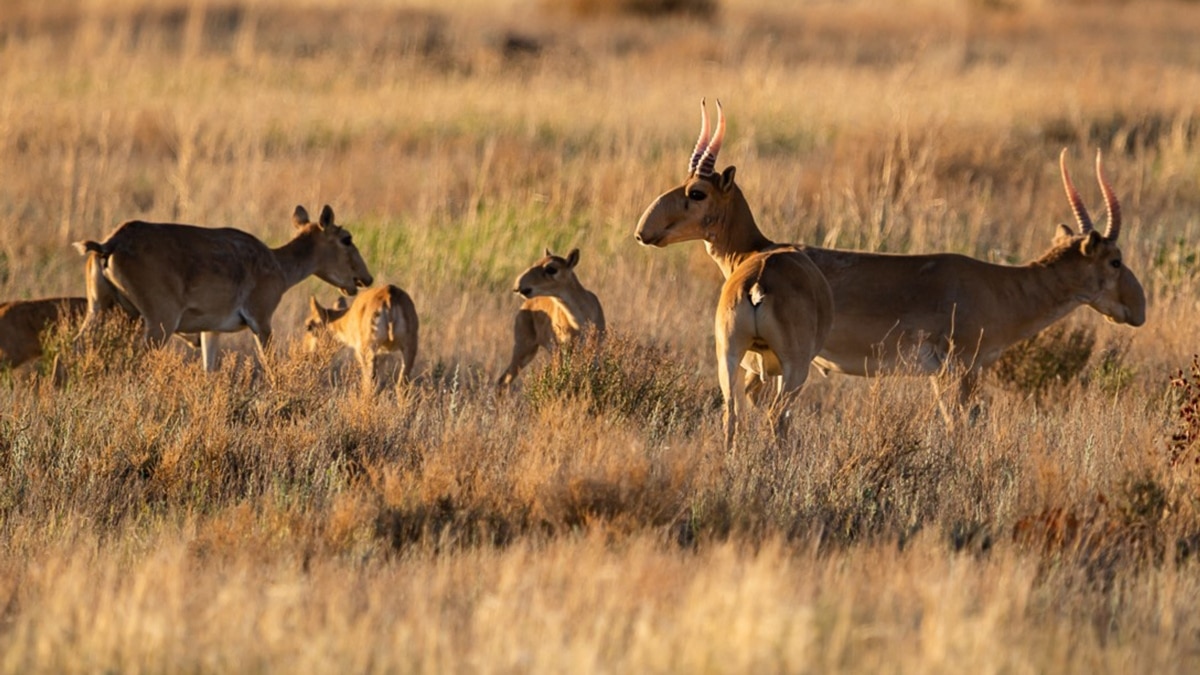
[749,283,766,307]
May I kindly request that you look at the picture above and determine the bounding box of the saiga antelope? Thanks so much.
[798,149,1144,409]
[305,284,419,395]
[2,261,196,372]
[74,204,373,371]
[635,101,834,450]
[75,249,201,354]
[0,297,88,369]
[639,104,1145,415]
[497,248,606,388]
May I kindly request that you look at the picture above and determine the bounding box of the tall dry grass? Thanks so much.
[2,0,1200,671]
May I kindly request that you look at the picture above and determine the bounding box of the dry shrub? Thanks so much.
[543,0,717,19]
[1168,355,1200,467]
[44,310,144,381]
[805,433,952,551]
[993,325,1096,401]
[374,495,523,553]
[1010,353,1200,577]
[371,466,529,553]
[1012,473,1179,586]
[522,332,718,441]
[998,332,1137,399]
[532,454,686,537]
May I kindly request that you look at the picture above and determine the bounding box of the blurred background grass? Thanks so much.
[2,0,1200,671]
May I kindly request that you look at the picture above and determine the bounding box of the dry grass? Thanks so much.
[2,0,1200,671]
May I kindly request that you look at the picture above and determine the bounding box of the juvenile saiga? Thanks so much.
[497,248,606,389]
[0,297,88,370]
[305,284,419,395]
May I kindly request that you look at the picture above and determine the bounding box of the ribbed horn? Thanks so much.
[688,99,711,175]
[696,99,725,177]
[1095,149,1122,241]
[1059,148,1094,234]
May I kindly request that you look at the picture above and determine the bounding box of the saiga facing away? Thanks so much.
[635,101,834,451]
[74,204,373,371]
[497,248,606,388]
[305,284,419,395]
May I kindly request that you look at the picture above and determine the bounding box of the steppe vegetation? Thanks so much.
[1,0,1200,671]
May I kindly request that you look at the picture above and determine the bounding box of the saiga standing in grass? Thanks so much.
[74,204,374,372]
[0,297,89,370]
[787,149,1145,412]
[642,100,1145,418]
[305,284,419,395]
[497,248,606,388]
[796,147,1142,410]
[635,100,834,451]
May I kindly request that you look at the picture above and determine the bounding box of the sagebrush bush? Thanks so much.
[521,332,718,440]
[1088,340,1136,395]
[1168,355,1200,467]
[993,325,1096,401]
[43,310,144,381]
[543,0,717,19]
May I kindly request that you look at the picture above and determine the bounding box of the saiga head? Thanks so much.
[513,248,582,299]
[292,204,374,296]
[303,295,351,352]
[635,99,742,247]
[1054,149,1145,327]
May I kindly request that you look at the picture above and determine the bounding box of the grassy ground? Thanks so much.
[2,0,1200,671]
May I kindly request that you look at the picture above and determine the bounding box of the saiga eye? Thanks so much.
[687,189,707,202]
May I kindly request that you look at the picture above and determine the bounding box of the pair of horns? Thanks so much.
[688,99,727,177]
[1060,148,1122,241]
[681,109,1123,241]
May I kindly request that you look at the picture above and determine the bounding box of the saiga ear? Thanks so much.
[318,204,335,230]
[544,247,553,258]
[293,205,311,229]
[565,248,580,268]
[1052,223,1075,245]
[1080,230,1103,257]
[719,166,737,193]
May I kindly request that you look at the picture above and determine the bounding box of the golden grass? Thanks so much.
[2,0,1200,671]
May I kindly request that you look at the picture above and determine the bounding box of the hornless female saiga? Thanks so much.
[74,204,373,371]
[305,284,419,395]
[497,248,606,388]
[0,297,88,369]
[6,265,196,373]
[635,101,834,451]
